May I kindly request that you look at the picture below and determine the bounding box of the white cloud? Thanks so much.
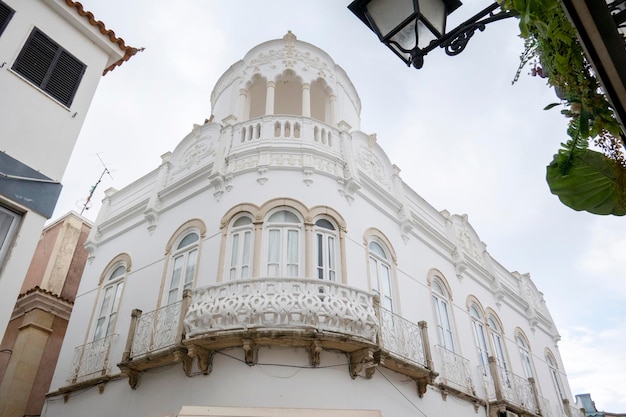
[561,325,626,412]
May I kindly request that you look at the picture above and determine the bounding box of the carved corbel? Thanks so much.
[173,349,193,377]
[415,377,429,398]
[349,348,377,379]
[144,209,158,234]
[242,339,258,365]
[187,345,215,375]
[126,369,142,389]
[308,340,322,367]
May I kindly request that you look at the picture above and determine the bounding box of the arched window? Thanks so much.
[517,333,534,379]
[368,240,393,311]
[432,277,455,352]
[314,218,338,281]
[265,209,302,277]
[228,215,254,280]
[488,315,508,371]
[470,304,489,368]
[166,231,199,304]
[94,264,126,341]
[547,351,565,400]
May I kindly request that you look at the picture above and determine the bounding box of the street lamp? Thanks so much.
[348,0,517,69]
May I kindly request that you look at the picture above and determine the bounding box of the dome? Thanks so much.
[210,31,362,131]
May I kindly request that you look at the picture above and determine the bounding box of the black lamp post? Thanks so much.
[348,0,517,69]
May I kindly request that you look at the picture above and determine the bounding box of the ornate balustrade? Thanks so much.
[68,334,117,384]
[116,278,435,393]
[235,116,339,150]
[481,357,542,416]
[435,345,475,397]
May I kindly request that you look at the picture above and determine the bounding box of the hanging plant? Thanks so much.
[502,0,626,215]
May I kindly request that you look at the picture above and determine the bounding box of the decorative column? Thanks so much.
[329,94,337,125]
[265,81,275,115]
[238,88,248,121]
[302,83,311,117]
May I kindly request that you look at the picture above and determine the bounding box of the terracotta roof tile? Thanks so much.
[64,0,143,75]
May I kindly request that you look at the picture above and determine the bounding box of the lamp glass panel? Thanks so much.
[366,0,416,38]
[418,0,446,35]
[417,19,438,48]
[389,19,417,51]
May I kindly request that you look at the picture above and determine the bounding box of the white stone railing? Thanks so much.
[68,334,117,384]
[481,358,541,414]
[184,278,378,343]
[129,300,184,358]
[435,345,475,396]
[378,306,427,368]
[234,116,339,151]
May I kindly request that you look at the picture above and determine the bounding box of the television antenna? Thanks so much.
[80,154,114,215]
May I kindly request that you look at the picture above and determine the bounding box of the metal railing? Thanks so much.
[435,345,475,396]
[129,300,185,359]
[481,357,540,414]
[68,334,117,384]
[378,306,428,368]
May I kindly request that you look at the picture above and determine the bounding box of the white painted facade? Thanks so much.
[43,32,579,417]
[0,0,133,338]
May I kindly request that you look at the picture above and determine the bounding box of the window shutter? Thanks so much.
[12,28,87,107]
[0,1,14,37]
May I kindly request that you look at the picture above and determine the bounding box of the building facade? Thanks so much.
[0,0,137,338]
[43,32,580,417]
[0,212,91,417]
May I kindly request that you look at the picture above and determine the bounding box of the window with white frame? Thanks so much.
[432,278,455,352]
[228,215,254,280]
[488,316,508,371]
[470,304,489,369]
[0,205,20,274]
[368,240,393,311]
[94,265,126,341]
[166,232,199,304]
[314,218,338,281]
[546,351,565,400]
[265,210,302,277]
[517,334,534,379]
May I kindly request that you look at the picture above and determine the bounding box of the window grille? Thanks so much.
[12,28,86,106]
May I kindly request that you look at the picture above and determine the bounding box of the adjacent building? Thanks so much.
[0,0,137,339]
[43,32,580,417]
[0,212,91,417]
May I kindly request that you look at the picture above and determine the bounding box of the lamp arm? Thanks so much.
[410,2,518,68]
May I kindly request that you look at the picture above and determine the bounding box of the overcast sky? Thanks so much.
[52,1,626,412]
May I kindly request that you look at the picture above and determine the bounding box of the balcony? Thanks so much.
[118,278,436,394]
[234,116,340,152]
[67,334,117,386]
[435,345,477,400]
[481,357,544,417]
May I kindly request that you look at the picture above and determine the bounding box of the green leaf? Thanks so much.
[543,103,561,110]
[546,149,626,215]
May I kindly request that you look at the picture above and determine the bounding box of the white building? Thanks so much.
[0,0,137,338]
[43,32,581,417]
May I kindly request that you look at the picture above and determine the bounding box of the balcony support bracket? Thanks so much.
[308,340,323,367]
[174,349,193,377]
[349,347,378,379]
[126,368,142,389]
[243,338,258,365]
[415,377,429,398]
[187,345,215,375]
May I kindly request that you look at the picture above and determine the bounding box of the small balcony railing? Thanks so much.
[117,278,435,394]
[481,357,542,415]
[435,345,475,397]
[234,116,340,151]
[67,334,117,385]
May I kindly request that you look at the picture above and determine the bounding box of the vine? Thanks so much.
[502,0,626,214]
